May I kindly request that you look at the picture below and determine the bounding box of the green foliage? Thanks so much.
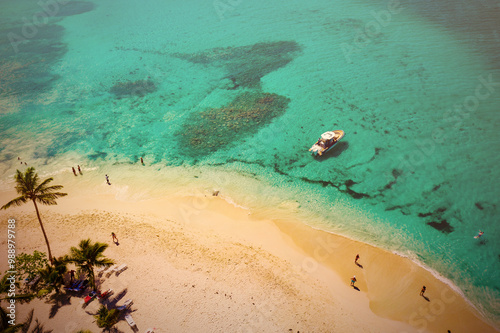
[75,330,93,333]
[94,305,119,330]
[16,251,48,282]
[67,239,114,291]
[38,256,68,293]
[0,273,16,294]
[0,274,35,302]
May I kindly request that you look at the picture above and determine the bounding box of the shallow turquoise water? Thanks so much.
[0,0,499,326]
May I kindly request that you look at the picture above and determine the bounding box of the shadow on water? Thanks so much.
[314,141,349,162]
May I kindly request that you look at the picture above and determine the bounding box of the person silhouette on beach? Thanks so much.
[105,174,111,185]
[140,157,144,164]
[72,167,77,176]
[420,286,426,296]
[355,254,360,264]
[350,276,356,287]
[78,165,82,174]
[111,232,118,244]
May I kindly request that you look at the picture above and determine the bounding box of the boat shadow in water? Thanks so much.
[315,141,349,160]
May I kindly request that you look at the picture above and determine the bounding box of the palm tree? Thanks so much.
[37,256,68,295]
[68,239,114,291]
[1,167,67,263]
[94,305,120,331]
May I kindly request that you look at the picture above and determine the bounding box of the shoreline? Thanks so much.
[0,169,498,332]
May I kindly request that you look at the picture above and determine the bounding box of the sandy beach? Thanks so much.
[0,175,498,333]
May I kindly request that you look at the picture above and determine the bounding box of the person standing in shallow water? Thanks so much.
[140,157,144,164]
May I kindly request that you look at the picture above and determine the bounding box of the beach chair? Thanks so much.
[75,279,89,292]
[125,314,136,327]
[65,279,83,291]
[115,263,128,276]
[96,266,109,277]
[97,288,113,300]
[117,299,133,311]
[27,275,41,288]
[105,265,118,277]
[82,291,97,307]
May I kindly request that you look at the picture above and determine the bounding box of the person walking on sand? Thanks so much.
[78,165,81,173]
[72,167,77,176]
[355,254,360,264]
[420,286,426,296]
[111,232,118,243]
[350,276,356,287]
[105,174,110,185]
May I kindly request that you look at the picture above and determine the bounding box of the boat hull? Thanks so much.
[309,130,345,156]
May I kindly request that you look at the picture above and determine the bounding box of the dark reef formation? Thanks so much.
[109,79,157,98]
[53,1,96,17]
[177,92,289,156]
[172,41,301,88]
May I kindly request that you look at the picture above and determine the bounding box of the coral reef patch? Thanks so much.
[172,41,301,88]
[177,92,289,156]
[109,79,157,98]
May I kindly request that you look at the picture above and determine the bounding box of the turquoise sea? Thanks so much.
[1,0,499,327]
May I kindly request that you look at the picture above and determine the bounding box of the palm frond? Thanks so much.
[35,192,68,206]
[1,196,28,210]
[33,177,54,193]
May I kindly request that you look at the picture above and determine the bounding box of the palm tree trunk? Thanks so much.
[89,265,96,291]
[32,199,53,264]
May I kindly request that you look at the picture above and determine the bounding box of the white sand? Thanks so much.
[0,179,498,333]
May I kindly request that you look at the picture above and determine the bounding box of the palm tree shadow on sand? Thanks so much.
[48,292,72,318]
